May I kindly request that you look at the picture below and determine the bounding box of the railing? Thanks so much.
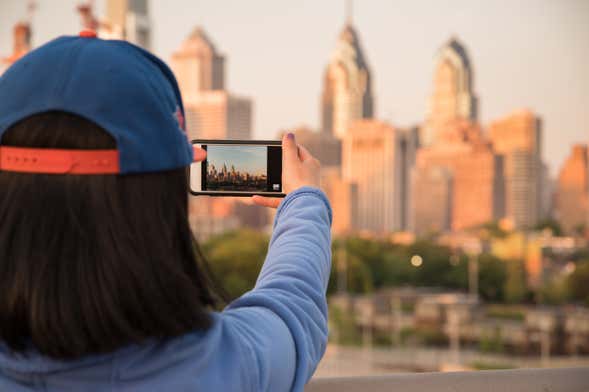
[306,367,588,392]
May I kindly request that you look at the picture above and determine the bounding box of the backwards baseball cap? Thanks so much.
[0,30,194,175]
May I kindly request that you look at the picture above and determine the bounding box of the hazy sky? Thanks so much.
[207,145,266,175]
[1,0,587,175]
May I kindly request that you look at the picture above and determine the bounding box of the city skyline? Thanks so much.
[1,0,588,175]
[206,145,266,176]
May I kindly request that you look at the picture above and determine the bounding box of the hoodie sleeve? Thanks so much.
[224,186,332,392]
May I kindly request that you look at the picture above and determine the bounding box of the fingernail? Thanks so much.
[287,133,295,141]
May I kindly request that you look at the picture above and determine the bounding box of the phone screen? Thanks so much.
[190,140,284,197]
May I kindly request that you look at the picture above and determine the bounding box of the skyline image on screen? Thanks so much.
[205,145,268,192]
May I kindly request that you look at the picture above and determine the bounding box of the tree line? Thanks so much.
[201,229,589,306]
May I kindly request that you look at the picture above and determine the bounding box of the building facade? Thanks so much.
[422,37,478,147]
[489,109,543,229]
[170,27,225,99]
[554,144,589,234]
[171,27,252,140]
[413,119,504,231]
[184,91,252,140]
[411,166,453,234]
[321,167,358,235]
[103,0,151,49]
[343,120,403,233]
[321,22,374,139]
[171,27,256,237]
[398,127,420,230]
[286,127,342,168]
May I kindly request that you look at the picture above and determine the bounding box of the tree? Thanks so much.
[478,255,507,302]
[504,259,527,303]
[533,219,563,236]
[539,277,570,305]
[568,260,589,305]
[203,229,269,301]
[573,223,587,237]
[329,247,373,294]
[479,220,509,238]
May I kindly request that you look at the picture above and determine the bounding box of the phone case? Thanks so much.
[190,139,286,198]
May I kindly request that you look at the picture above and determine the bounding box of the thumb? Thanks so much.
[282,133,298,166]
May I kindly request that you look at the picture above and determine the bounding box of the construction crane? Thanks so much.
[1,0,36,68]
[77,0,99,31]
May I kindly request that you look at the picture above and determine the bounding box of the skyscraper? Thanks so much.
[398,126,420,230]
[103,0,151,49]
[279,127,342,168]
[183,91,252,140]
[170,27,252,140]
[321,16,374,139]
[171,26,258,237]
[321,167,358,235]
[413,119,504,231]
[170,27,225,99]
[554,144,589,234]
[422,37,478,146]
[411,166,453,234]
[343,120,403,233]
[489,109,543,229]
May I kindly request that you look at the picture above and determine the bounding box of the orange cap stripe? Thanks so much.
[0,147,120,174]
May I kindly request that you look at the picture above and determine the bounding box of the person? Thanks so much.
[0,32,332,392]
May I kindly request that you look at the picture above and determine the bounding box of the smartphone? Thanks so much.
[190,139,285,197]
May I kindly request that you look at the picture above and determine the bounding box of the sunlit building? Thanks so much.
[539,162,554,220]
[343,120,403,233]
[554,144,589,234]
[410,166,453,234]
[172,27,255,237]
[171,27,252,140]
[188,198,239,241]
[170,27,225,98]
[102,0,151,49]
[278,127,342,168]
[413,119,504,231]
[321,18,374,139]
[398,126,420,230]
[489,109,543,229]
[182,91,252,140]
[275,127,349,233]
[321,167,358,235]
[422,37,478,147]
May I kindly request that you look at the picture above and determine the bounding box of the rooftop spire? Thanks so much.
[26,0,37,23]
[345,0,353,24]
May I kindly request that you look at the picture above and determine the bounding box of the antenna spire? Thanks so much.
[26,1,37,23]
[345,0,353,24]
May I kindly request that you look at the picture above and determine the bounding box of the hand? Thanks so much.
[252,133,321,209]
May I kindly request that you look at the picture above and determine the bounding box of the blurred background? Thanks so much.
[2,0,589,377]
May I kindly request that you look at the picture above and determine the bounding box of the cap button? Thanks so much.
[79,30,97,38]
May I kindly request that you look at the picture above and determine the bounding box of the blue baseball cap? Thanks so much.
[0,31,193,174]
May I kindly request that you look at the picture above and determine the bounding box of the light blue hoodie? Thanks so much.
[0,187,332,392]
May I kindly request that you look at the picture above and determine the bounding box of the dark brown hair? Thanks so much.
[0,111,220,359]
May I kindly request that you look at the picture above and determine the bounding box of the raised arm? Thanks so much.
[225,134,332,391]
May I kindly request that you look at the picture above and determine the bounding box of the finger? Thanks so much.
[297,144,314,162]
[192,146,207,162]
[252,195,281,209]
[282,132,298,164]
